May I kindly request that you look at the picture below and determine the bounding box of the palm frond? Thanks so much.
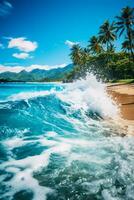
[119,28,125,37]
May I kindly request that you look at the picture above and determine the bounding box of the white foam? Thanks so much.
[57,74,119,118]
[8,89,56,101]
[4,168,53,200]
[45,131,58,137]
[1,126,133,199]
[4,138,27,149]
[3,135,57,150]
[1,137,72,200]
[6,73,118,119]
[1,149,53,200]
[102,189,116,200]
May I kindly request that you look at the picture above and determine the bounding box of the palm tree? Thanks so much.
[79,48,89,66]
[88,36,103,55]
[70,44,82,66]
[116,6,134,60]
[108,44,115,53]
[122,38,131,53]
[99,20,116,51]
[70,45,89,78]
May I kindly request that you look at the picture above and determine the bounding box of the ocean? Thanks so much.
[0,74,134,200]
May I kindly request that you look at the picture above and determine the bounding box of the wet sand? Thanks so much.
[107,83,134,135]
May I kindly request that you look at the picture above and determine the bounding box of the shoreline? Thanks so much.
[107,83,134,135]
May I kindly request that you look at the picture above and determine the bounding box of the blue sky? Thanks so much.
[0,0,133,71]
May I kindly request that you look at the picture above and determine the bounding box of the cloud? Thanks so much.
[13,53,29,59]
[0,63,67,73]
[0,1,13,17]
[65,40,79,48]
[8,37,38,52]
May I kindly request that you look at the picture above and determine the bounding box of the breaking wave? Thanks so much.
[0,74,134,200]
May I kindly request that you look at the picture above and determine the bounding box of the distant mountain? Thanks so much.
[0,64,73,82]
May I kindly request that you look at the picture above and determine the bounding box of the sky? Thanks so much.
[0,0,133,72]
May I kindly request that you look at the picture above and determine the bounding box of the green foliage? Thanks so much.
[65,6,134,83]
[65,52,134,82]
[116,6,134,60]
[99,20,116,51]
[0,64,74,82]
[110,79,134,84]
[88,36,103,54]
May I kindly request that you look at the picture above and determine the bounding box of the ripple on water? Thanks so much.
[0,80,134,200]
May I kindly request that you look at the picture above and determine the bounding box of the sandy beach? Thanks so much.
[107,83,134,135]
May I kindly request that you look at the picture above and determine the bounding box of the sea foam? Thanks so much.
[7,74,118,119]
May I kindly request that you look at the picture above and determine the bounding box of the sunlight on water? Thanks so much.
[0,75,134,200]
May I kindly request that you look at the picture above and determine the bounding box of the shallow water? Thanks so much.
[0,75,134,200]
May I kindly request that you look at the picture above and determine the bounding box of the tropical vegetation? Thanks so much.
[65,6,134,82]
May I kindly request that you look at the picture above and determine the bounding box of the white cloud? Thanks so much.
[65,40,79,48]
[8,37,38,52]
[0,1,13,16]
[0,63,67,73]
[13,52,29,59]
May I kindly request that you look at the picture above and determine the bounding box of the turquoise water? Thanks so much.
[0,78,134,200]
